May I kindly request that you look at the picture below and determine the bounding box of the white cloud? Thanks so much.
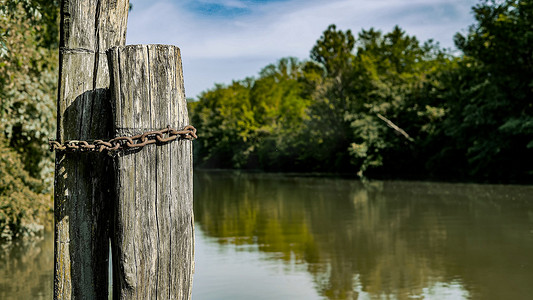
[127,0,478,98]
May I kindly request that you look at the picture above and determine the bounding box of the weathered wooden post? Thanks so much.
[107,44,195,299]
[52,2,195,298]
[53,0,129,299]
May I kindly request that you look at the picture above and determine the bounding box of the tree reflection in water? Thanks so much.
[0,171,532,299]
[194,171,533,300]
[0,233,53,299]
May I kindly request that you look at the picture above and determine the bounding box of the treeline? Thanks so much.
[189,0,533,183]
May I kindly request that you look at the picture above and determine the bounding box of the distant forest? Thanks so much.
[189,0,533,183]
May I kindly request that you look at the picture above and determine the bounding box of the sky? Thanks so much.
[126,0,480,99]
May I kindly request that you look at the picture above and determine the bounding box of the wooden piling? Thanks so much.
[54,0,129,299]
[107,44,194,299]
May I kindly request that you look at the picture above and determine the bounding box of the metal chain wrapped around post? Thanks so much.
[49,125,197,153]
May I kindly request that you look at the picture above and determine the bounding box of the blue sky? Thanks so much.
[127,0,479,99]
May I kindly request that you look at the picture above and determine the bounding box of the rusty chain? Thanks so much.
[49,125,197,153]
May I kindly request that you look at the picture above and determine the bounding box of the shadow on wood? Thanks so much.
[54,0,129,298]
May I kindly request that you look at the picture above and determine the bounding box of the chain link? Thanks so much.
[49,125,197,153]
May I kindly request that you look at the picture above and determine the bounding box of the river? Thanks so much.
[2,170,533,299]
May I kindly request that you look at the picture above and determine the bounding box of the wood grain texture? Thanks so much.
[54,1,129,299]
[107,44,194,300]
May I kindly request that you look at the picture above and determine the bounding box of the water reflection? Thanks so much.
[193,171,533,299]
[1,172,532,299]
[0,233,53,299]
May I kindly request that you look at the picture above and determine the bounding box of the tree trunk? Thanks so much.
[107,44,194,300]
[54,1,129,299]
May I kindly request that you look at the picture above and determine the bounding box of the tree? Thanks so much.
[191,80,258,168]
[250,57,311,170]
[302,25,358,172]
[311,24,355,78]
[347,27,453,178]
[0,0,59,240]
[436,0,533,181]
[304,25,450,176]
[1,0,58,183]
[0,137,51,241]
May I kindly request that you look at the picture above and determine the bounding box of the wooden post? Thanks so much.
[107,44,194,299]
[54,0,129,299]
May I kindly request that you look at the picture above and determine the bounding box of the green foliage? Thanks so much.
[301,25,452,176]
[0,0,58,241]
[0,0,60,49]
[310,24,355,78]
[191,80,258,168]
[0,137,52,241]
[190,58,312,170]
[1,0,58,183]
[251,57,311,170]
[435,0,533,181]
[298,26,358,172]
[190,0,533,182]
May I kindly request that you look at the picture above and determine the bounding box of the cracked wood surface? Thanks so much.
[107,45,194,300]
[54,1,129,299]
